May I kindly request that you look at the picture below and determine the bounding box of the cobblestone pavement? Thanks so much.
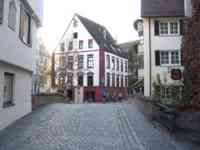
[0,103,195,150]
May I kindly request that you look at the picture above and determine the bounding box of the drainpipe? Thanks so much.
[149,17,152,96]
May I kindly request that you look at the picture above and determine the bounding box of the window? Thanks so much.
[160,51,169,65]
[112,73,115,87]
[68,41,73,50]
[73,32,78,39]
[171,51,180,64]
[125,61,128,72]
[138,55,144,69]
[116,58,119,71]
[161,87,171,99]
[78,55,84,69]
[106,55,110,69]
[170,22,178,34]
[88,39,93,48]
[20,6,31,45]
[160,22,168,35]
[121,59,123,72]
[158,21,180,36]
[78,73,84,86]
[67,73,73,86]
[60,42,65,51]
[73,19,78,27]
[160,51,180,66]
[59,56,65,67]
[3,73,15,108]
[125,76,128,87]
[116,74,120,87]
[0,0,4,24]
[112,56,115,70]
[8,0,16,31]
[87,72,94,86]
[106,73,110,87]
[87,54,94,68]
[121,75,124,87]
[79,40,83,49]
[68,56,73,70]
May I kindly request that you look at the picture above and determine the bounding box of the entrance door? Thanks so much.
[3,73,14,103]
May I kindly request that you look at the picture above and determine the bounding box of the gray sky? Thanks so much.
[39,0,141,52]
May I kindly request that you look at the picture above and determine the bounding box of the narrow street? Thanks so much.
[0,103,194,150]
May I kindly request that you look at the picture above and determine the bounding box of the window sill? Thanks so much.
[156,34,181,37]
[3,101,16,109]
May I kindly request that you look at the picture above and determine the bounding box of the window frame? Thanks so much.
[87,72,94,86]
[87,54,94,68]
[112,56,115,70]
[78,55,84,69]
[3,72,15,108]
[0,0,4,25]
[8,0,17,31]
[159,21,180,36]
[19,4,32,47]
[79,40,84,49]
[106,73,110,87]
[88,39,93,48]
[73,32,78,39]
[106,55,110,69]
[160,50,181,66]
[67,56,74,70]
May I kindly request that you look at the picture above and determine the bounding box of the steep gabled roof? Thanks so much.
[76,14,127,58]
[141,0,185,17]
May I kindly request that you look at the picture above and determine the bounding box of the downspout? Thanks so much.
[149,17,152,96]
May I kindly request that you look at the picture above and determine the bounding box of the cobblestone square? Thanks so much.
[0,103,197,150]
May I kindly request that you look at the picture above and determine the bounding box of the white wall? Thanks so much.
[0,62,32,130]
[60,15,100,86]
[105,51,128,87]
[143,17,183,96]
[61,15,100,52]
[67,50,100,86]
[0,0,38,72]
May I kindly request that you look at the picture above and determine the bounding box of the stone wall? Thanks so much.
[182,0,200,106]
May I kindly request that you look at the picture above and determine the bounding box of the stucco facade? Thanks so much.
[54,14,128,102]
[0,0,43,130]
[143,17,184,97]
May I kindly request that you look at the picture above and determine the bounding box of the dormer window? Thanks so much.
[8,0,17,31]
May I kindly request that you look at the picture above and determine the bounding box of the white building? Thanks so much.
[54,14,128,103]
[141,0,185,99]
[0,0,43,130]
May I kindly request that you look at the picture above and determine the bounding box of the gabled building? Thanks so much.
[0,0,43,130]
[54,14,128,103]
[141,0,185,101]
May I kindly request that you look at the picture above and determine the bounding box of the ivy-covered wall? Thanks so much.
[182,0,200,106]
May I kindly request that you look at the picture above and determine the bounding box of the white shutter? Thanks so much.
[0,0,4,24]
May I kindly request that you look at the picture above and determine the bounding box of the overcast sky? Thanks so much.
[39,0,141,52]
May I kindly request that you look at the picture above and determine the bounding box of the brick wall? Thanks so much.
[182,0,200,106]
